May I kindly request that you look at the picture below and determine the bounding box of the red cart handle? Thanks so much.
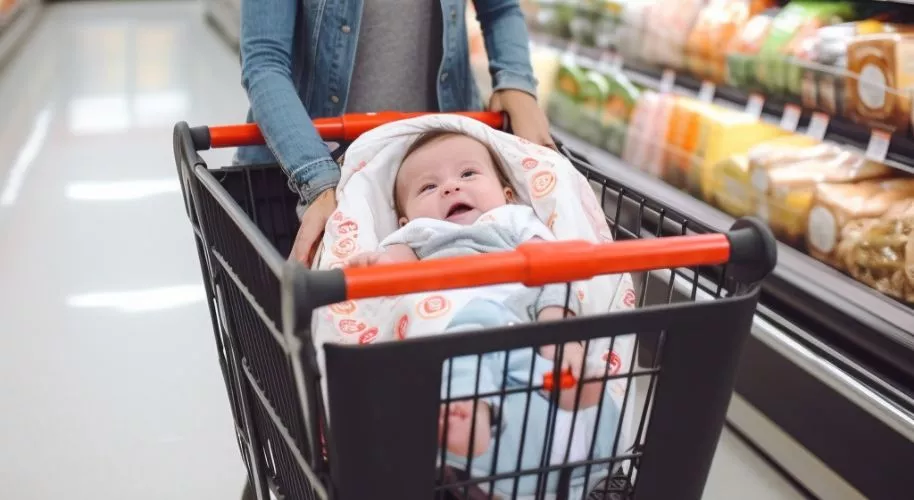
[342,218,776,300]
[189,111,506,151]
[338,218,775,394]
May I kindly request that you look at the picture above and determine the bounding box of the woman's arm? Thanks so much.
[240,0,340,204]
[472,0,539,97]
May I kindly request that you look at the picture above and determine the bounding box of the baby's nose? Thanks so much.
[443,184,460,195]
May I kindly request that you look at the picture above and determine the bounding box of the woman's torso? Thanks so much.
[236,0,483,166]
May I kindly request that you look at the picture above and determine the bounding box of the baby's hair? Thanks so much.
[394,129,513,219]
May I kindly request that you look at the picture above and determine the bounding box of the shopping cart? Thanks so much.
[173,111,777,500]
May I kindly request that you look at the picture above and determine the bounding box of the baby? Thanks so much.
[345,129,612,468]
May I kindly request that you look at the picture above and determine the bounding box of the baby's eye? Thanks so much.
[461,170,476,178]
[419,183,436,193]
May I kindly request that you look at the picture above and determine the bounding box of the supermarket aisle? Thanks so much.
[0,2,805,500]
[0,2,247,499]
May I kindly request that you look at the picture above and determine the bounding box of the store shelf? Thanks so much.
[553,127,914,395]
[532,33,914,177]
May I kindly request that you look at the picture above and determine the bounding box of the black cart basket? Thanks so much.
[173,111,777,500]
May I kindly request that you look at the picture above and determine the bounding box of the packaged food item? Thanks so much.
[622,90,663,169]
[710,154,755,216]
[643,0,707,70]
[546,56,589,131]
[807,178,914,268]
[727,8,780,89]
[569,0,600,46]
[834,200,914,303]
[600,71,641,155]
[618,0,656,63]
[593,0,626,51]
[755,1,856,97]
[575,70,612,145]
[538,0,577,39]
[846,32,914,135]
[643,94,678,178]
[749,143,894,245]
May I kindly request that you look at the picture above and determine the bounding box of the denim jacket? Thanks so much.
[234,0,539,204]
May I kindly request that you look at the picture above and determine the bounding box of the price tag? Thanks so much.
[865,130,891,162]
[698,81,716,103]
[660,69,675,93]
[805,112,830,141]
[779,104,801,132]
[745,93,764,119]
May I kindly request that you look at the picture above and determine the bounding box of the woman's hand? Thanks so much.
[290,188,337,265]
[488,89,556,150]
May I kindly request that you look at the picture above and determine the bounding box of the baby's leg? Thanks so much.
[538,342,604,411]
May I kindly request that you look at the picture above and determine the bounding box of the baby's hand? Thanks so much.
[345,251,393,268]
[537,306,573,322]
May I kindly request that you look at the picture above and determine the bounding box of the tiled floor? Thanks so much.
[0,2,807,499]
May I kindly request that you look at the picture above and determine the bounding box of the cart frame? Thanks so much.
[173,111,776,500]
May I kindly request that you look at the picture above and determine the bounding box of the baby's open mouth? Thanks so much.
[446,203,473,218]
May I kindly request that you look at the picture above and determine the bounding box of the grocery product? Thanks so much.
[642,0,707,70]
[546,56,589,131]
[834,200,914,303]
[726,8,780,89]
[686,0,775,82]
[600,71,641,155]
[537,0,577,39]
[846,33,914,135]
[569,0,599,46]
[807,178,914,268]
[576,70,612,145]
[710,154,755,216]
[748,141,893,245]
[755,1,856,97]
[593,0,627,50]
[617,0,654,63]
[622,90,664,169]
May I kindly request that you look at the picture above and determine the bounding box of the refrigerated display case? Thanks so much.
[0,0,42,70]
[523,1,914,498]
[202,0,239,51]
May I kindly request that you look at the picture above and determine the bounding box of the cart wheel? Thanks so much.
[241,479,255,500]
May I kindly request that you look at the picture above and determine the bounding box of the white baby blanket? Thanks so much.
[312,113,640,457]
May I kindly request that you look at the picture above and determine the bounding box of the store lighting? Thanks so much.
[66,284,205,313]
[65,178,180,201]
[0,106,52,206]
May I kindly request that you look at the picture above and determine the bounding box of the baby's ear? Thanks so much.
[504,186,516,203]
[398,216,409,227]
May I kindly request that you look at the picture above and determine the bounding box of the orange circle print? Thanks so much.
[602,351,623,375]
[332,237,357,258]
[359,327,379,344]
[395,315,409,340]
[530,171,556,199]
[338,319,366,335]
[336,219,358,236]
[521,157,539,170]
[416,295,451,319]
[330,301,357,315]
[547,211,558,231]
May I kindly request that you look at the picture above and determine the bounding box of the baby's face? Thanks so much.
[396,134,512,225]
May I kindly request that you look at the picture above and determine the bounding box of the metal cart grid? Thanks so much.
[172,112,776,500]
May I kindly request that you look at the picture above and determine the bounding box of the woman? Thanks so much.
[234,0,555,264]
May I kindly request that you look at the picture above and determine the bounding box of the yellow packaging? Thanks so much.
[710,154,755,216]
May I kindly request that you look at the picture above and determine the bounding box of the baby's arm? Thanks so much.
[346,244,418,267]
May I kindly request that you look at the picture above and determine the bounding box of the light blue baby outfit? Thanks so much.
[380,205,622,498]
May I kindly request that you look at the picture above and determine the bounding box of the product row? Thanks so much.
[544,52,914,304]
[524,0,914,138]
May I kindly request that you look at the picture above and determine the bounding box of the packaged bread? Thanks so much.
[748,142,894,245]
[807,178,914,268]
[709,154,755,216]
[845,32,914,135]
[834,200,914,303]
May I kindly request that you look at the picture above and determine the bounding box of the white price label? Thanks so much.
[660,69,675,93]
[865,130,891,162]
[698,81,716,103]
[779,104,801,132]
[745,93,764,119]
[806,112,830,141]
